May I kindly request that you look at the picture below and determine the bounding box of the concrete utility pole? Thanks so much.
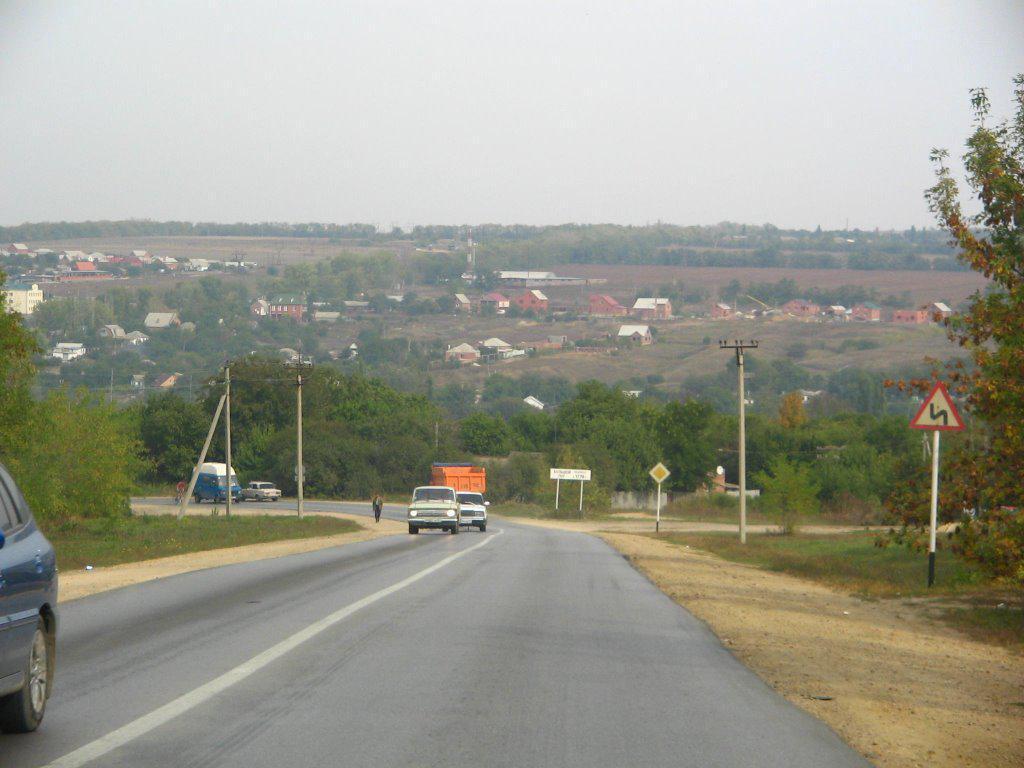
[296,371,304,519]
[224,364,232,518]
[289,356,313,519]
[719,340,759,544]
[178,395,226,520]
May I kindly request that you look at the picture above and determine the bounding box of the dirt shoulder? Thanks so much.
[60,512,404,603]
[598,531,1023,768]
[497,513,870,536]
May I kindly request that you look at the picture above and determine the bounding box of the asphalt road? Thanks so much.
[3,510,868,767]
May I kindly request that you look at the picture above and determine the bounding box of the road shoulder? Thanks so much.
[599,531,1023,768]
[59,513,405,603]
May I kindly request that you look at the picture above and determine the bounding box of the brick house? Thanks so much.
[632,298,672,320]
[480,292,510,312]
[250,298,270,317]
[711,302,734,319]
[781,299,821,318]
[268,295,307,320]
[892,308,930,324]
[445,343,480,363]
[513,289,549,314]
[851,302,882,322]
[589,294,628,317]
[930,302,953,320]
[453,293,472,312]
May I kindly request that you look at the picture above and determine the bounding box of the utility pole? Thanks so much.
[179,395,226,520]
[224,363,232,518]
[109,369,114,404]
[720,340,759,544]
[289,356,313,518]
[296,370,304,519]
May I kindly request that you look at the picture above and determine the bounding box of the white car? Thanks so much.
[407,486,460,534]
[456,491,488,532]
[241,481,282,502]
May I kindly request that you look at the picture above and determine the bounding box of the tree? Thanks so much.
[0,269,38,443]
[778,391,807,428]
[138,392,208,482]
[755,458,820,534]
[459,413,512,456]
[901,76,1024,582]
[659,400,715,491]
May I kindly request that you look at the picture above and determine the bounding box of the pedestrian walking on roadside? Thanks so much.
[372,493,383,523]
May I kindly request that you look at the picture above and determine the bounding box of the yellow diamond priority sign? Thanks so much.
[649,462,671,484]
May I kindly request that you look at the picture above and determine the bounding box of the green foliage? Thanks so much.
[459,413,513,456]
[5,391,146,525]
[754,457,820,534]
[137,392,208,482]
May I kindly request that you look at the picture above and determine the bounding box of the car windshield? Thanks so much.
[413,488,454,502]
[457,493,484,505]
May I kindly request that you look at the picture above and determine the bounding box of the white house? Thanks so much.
[479,337,512,352]
[52,342,87,362]
[2,283,44,315]
[617,324,653,345]
[144,312,181,329]
[125,330,150,346]
[523,395,545,410]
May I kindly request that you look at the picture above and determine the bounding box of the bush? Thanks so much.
[754,458,820,534]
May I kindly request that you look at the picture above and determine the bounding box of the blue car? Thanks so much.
[0,461,57,733]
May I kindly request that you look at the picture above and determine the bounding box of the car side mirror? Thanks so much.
[0,529,5,550]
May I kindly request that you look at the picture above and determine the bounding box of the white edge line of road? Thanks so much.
[43,528,504,768]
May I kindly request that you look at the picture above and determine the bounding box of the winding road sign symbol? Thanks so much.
[910,382,965,431]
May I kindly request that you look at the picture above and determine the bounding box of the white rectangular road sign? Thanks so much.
[550,468,592,481]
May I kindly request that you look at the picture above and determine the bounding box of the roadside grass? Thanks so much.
[656,530,1022,648]
[43,514,361,571]
[493,502,621,521]
[657,530,985,597]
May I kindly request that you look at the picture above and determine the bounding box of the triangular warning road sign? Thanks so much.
[910,382,965,431]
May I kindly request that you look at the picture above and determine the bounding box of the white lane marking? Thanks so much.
[44,530,503,768]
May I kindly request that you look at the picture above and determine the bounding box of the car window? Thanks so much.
[0,464,26,527]
[0,479,17,532]
[457,493,484,505]
[413,488,454,502]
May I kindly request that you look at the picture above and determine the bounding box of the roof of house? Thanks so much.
[449,342,479,355]
[125,330,149,341]
[73,261,97,272]
[4,282,41,292]
[632,298,669,310]
[715,302,731,310]
[525,289,548,301]
[618,324,651,337]
[482,292,508,302]
[101,324,126,338]
[591,294,623,305]
[144,311,180,328]
[55,342,84,349]
[11,243,28,250]
[269,295,306,305]
[932,302,952,313]
[523,396,545,409]
[131,250,149,257]
[454,293,470,303]
[480,337,511,348]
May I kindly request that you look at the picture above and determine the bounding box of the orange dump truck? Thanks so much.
[430,463,486,494]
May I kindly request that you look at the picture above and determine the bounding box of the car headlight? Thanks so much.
[447,509,456,517]
[409,510,417,517]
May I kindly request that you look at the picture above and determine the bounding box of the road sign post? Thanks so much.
[550,468,591,517]
[909,381,965,587]
[649,462,671,533]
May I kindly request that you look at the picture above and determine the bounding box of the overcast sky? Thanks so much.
[1,1,1022,230]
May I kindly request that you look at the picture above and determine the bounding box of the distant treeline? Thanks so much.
[1,219,965,271]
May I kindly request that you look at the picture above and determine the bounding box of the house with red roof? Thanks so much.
[589,294,628,317]
[513,289,549,314]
